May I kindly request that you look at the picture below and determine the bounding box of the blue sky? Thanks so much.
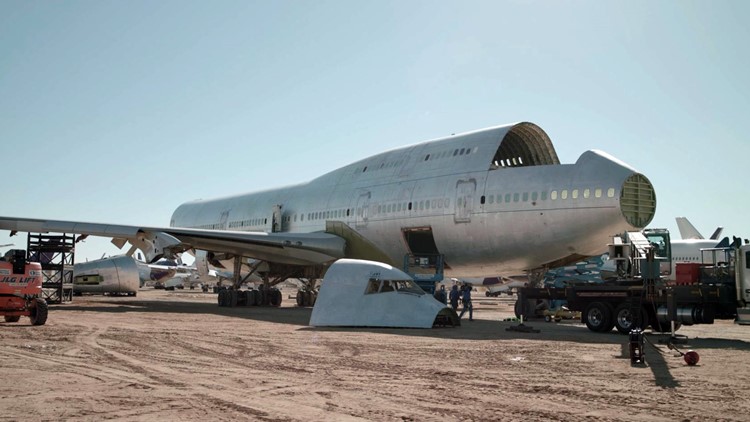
[1,1,748,262]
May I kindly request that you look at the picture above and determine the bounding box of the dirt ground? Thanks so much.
[1,289,749,422]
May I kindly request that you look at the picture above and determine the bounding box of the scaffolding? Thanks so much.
[27,233,75,304]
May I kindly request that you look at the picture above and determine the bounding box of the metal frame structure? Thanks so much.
[27,233,75,304]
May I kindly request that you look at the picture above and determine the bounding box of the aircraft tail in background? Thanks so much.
[676,217,723,240]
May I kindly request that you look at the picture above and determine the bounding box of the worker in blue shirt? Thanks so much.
[458,284,473,321]
[449,284,460,311]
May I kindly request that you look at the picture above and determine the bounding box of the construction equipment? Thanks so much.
[0,249,48,326]
[516,230,750,333]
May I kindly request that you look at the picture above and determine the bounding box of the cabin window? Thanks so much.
[504,193,511,203]
[480,195,486,205]
[572,189,579,199]
[488,195,495,204]
[408,202,412,210]
[444,198,450,208]
[551,190,558,200]
[595,188,602,198]
[522,192,529,202]
[453,149,459,156]
[561,190,568,200]
[583,189,590,199]
[363,166,368,172]
[365,279,380,294]
[513,193,519,202]
[424,154,430,161]
[607,188,615,198]
[426,200,431,210]
[380,280,394,292]
[531,192,538,201]
[393,279,425,295]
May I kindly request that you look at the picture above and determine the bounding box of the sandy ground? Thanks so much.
[1,289,749,422]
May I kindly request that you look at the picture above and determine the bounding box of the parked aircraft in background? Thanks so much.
[73,255,140,296]
[0,121,657,290]
[675,216,723,240]
[547,218,731,285]
[669,217,729,278]
[137,255,217,290]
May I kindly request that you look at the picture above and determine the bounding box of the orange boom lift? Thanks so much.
[0,249,48,325]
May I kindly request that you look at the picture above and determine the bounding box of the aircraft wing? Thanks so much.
[0,216,346,265]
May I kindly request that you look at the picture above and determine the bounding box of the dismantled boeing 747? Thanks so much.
[0,122,656,302]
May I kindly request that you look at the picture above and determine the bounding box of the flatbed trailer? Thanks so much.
[515,232,750,334]
[517,279,741,333]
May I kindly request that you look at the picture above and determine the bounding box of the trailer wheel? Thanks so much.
[584,302,614,332]
[4,315,21,323]
[614,304,647,334]
[30,298,48,326]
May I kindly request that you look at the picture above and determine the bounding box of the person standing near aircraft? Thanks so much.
[458,284,473,321]
[434,285,447,305]
[449,284,460,311]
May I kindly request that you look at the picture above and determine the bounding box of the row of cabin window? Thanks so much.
[354,146,481,175]
[375,198,451,215]
[480,187,616,205]
[355,160,405,174]
[227,218,267,229]
[303,208,351,222]
[423,146,479,162]
[199,186,618,229]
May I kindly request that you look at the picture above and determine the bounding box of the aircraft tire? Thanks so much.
[305,290,314,307]
[229,290,238,307]
[309,291,317,307]
[4,315,21,323]
[245,290,257,307]
[217,289,227,307]
[254,290,265,306]
[30,298,48,326]
[296,290,304,307]
[269,289,282,307]
[584,302,614,333]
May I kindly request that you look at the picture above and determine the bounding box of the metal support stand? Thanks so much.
[629,328,645,364]
[26,233,75,304]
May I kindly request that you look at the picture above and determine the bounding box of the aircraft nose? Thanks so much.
[620,173,656,228]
